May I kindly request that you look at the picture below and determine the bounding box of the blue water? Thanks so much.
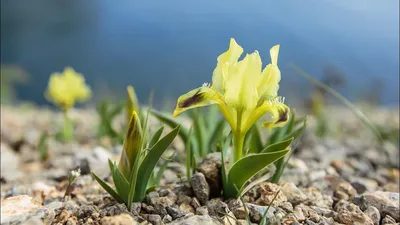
[1,0,399,107]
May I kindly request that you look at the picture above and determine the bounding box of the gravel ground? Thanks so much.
[1,105,399,225]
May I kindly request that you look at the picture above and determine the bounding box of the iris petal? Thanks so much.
[212,38,244,93]
[173,86,236,130]
[242,97,290,132]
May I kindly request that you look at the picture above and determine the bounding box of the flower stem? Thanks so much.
[62,110,73,142]
[233,109,245,163]
[233,131,245,163]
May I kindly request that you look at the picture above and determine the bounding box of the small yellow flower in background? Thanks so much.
[45,67,91,142]
[173,38,290,161]
[46,67,91,110]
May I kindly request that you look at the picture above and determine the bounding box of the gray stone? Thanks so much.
[281,182,307,205]
[334,200,373,225]
[190,173,210,205]
[190,197,201,209]
[166,206,185,220]
[364,206,380,225]
[168,215,222,225]
[147,214,162,225]
[350,177,378,194]
[77,205,98,219]
[99,214,138,225]
[179,202,194,214]
[334,181,358,201]
[381,215,396,225]
[254,182,287,207]
[162,214,172,223]
[146,191,160,204]
[294,204,320,223]
[130,202,141,215]
[354,191,399,221]
[293,206,306,222]
[195,206,208,215]
[304,187,333,209]
[196,152,223,197]
[206,199,229,217]
[245,203,276,223]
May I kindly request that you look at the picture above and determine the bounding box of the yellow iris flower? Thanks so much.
[173,38,290,161]
[46,67,91,110]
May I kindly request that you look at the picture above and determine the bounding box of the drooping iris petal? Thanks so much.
[242,97,290,132]
[173,86,236,130]
[118,111,143,178]
[212,38,243,93]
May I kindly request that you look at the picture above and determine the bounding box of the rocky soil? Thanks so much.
[1,105,399,225]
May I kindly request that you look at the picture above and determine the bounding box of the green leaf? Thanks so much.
[38,131,49,161]
[193,111,207,156]
[247,124,263,154]
[220,136,231,196]
[224,149,290,199]
[271,118,307,183]
[110,160,130,204]
[91,172,124,203]
[186,126,194,180]
[208,118,226,150]
[154,154,174,186]
[141,106,152,150]
[149,126,164,148]
[261,137,293,153]
[133,125,180,202]
[285,118,308,141]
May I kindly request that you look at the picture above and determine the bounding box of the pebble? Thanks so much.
[304,187,333,209]
[354,191,400,221]
[245,203,276,223]
[147,214,162,225]
[190,173,210,205]
[333,181,357,201]
[195,206,208,215]
[350,177,378,194]
[254,182,287,207]
[334,200,373,225]
[196,153,223,197]
[364,206,380,225]
[168,214,222,225]
[166,206,185,219]
[206,199,230,217]
[281,182,307,205]
[179,202,194,214]
[162,214,173,223]
[381,215,396,225]
[99,214,138,225]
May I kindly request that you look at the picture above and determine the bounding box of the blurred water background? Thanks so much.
[1,0,399,108]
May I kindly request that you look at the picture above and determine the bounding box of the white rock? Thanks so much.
[1,195,53,224]
[0,142,22,182]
